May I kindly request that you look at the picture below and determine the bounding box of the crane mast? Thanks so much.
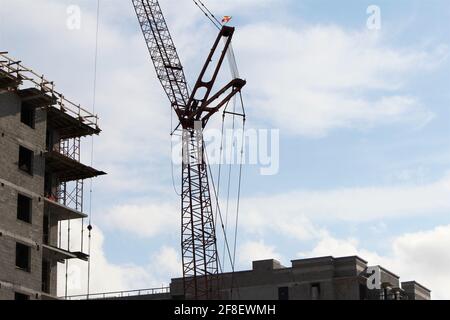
[132,0,246,300]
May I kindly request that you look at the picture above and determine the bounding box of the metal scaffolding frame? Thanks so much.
[0,51,99,130]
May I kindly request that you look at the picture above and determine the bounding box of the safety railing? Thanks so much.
[0,51,98,130]
[64,286,171,300]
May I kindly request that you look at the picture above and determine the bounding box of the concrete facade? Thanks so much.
[168,256,431,300]
[0,55,104,300]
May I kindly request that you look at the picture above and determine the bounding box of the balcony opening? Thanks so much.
[17,194,32,223]
[19,146,34,175]
[16,242,31,272]
[42,260,51,294]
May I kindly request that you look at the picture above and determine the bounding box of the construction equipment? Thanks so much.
[131,0,246,300]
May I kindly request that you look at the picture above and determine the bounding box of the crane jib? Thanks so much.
[132,0,190,111]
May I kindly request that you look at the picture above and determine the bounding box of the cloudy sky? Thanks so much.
[1,0,450,299]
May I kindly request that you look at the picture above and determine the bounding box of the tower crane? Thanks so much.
[131,0,246,300]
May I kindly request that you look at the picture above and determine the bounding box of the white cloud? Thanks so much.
[389,225,450,300]
[297,233,383,264]
[101,173,450,244]
[104,202,178,238]
[1,0,175,199]
[235,24,445,136]
[238,240,282,268]
[58,221,180,297]
[241,173,450,238]
[153,246,182,278]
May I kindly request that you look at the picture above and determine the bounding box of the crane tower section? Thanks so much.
[132,0,246,299]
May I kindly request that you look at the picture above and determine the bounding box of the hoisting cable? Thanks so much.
[64,183,70,299]
[192,0,221,30]
[222,94,237,270]
[230,92,246,299]
[213,100,230,230]
[205,98,245,300]
[80,186,85,253]
[65,220,71,298]
[197,0,222,26]
[87,0,101,300]
[204,147,235,273]
[170,110,181,196]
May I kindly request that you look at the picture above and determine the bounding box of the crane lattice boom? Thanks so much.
[132,0,190,114]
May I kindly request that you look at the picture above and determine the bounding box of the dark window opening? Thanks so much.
[43,215,49,245]
[42,260,51,294]
[14,292,30,300]
[44,173,56,200]
[17,194,32,223]
[21,103,35,128]
[278,287,289,300]
[311,283,321,300]
[16,242,31,272]
[18,146,33,175]
[46,129,54,152]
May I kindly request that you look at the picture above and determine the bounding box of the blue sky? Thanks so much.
[1,0,450,298]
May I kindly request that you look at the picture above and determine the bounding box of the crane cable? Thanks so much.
[87,0,101,299]
[222,94,237,269]
[205,147,235,274]
[213,100,230,229]
[230,92,246,299]
[197,0,222,26]
[191,0,221,30]
[207,94,245,300]
[170,111,181,196]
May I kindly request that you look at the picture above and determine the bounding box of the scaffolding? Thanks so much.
[0,51,99,130]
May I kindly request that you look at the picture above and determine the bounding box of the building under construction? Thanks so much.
[0,52,105,300]
[66,256,431,301]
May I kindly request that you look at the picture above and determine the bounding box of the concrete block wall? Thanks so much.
[0,235,42,298]
[0,91,49,299]
[170,257,366,300]
[402,281,431,300]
